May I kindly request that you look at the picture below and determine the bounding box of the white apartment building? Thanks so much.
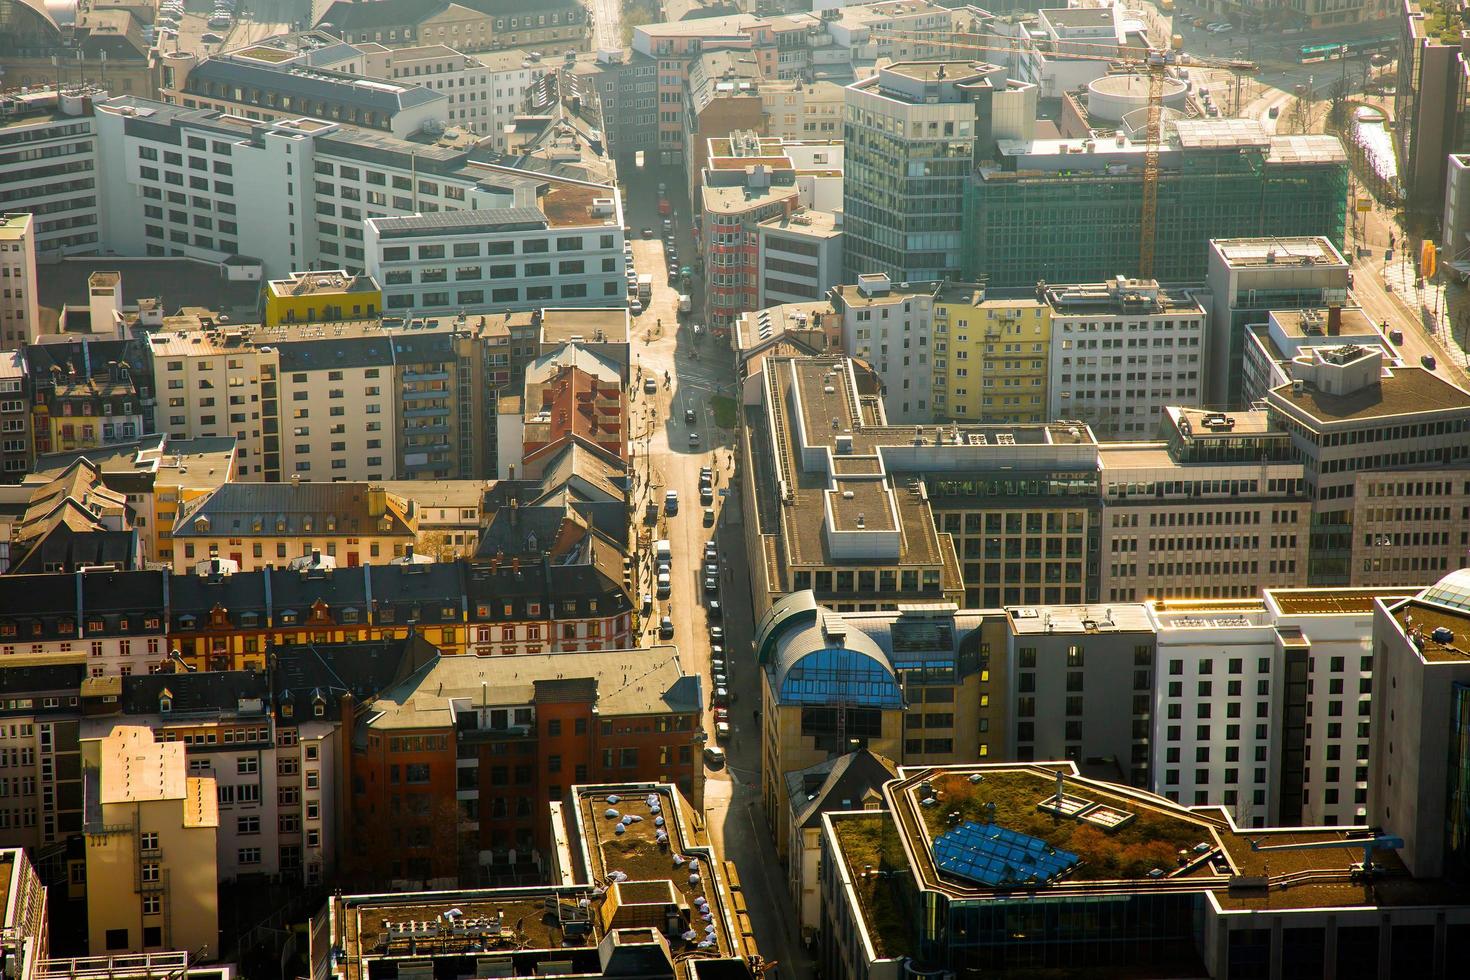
[0,88,102,255]
[1150,586,1407,829]
[0,214,40,349]
[1045,278,1207,439]
[364,177,626,314]
[829,274,940,423]
[373,45,546,148]
[91,96,622,285]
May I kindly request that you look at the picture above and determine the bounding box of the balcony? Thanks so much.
[402,388,451,402]
[404,405,450,419]
[404,423,451,436]
[403,370,450,383]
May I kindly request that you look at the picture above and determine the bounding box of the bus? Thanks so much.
[1300,36,1395,64]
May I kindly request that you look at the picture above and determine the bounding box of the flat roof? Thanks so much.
[701,182,798,216]
[1392,599,1470,664]
[1268,588,1416,616]
[1271,307,1379,338]
[1169,406,1278,438]
[1211,237,1347,268]
[572,784,736,958]
[1269,367,1470,424]
[846,762,1449,932]
[1006,603,1154,634]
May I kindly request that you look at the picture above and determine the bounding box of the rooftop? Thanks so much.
[1212,236,1347,269]
[266,270,380,298]
[1006,603,1155,635]
[836,762,1450,937]
[362,647,698,731]
[701,181,798,216]
[1267,587,1415,616]
[1390,572,1470,663]
[171,483,416,538]
[0,213,33,239]
[1268,366,1470,424]
[572,784,735,957]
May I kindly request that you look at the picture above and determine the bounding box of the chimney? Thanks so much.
[1326,304,1342,336]
[510,498,520,526]
[366,485,387,517]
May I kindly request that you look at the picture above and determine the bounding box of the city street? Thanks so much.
[623,161,813,980]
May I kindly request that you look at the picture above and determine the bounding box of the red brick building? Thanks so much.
[346,646,701,884]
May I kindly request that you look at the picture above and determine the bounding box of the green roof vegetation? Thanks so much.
[1419,0,1467,44]
[920,770,1211,881]
[832,813,915,960]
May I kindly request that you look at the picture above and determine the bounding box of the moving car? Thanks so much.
[1422,354,1438,369]
[688,432,701,446]
[685,408,696,424]
[665,489,679,514]
[642,227,654,238]
[644,377,657,394]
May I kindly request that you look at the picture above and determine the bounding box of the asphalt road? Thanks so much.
[623,161,814,980]
[585,0,623,53]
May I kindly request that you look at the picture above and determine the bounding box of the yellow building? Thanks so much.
[170,482,417,571]
[934,287,1050,424]
[262,270,381,328]
[81,726,219,957]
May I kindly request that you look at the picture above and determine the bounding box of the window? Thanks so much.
[238,847,262,865]
[237,756,258,774]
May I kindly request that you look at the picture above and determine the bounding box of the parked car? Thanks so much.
[660,616,674,639]
[704,745,726,768]
[641,593,653,615]
[700,486,714,505]
[657,572,671,598]
[704,541,718,561]
[704,507,715,526]
[708,598,722,618]
[665,489,679,514]
[710,626,725,644]
[704,576,718,594]
[711,658,726,674]
[1422,354,1437,369]
[700,466,713,487]
[715,721,731,741]
[712,686,729,706]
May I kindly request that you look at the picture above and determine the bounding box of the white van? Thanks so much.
[654,539,672,564]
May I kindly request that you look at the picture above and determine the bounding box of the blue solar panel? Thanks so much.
[932,821,1078,887]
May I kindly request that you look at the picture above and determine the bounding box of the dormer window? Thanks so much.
[341,608,359,624]
[282,703,294,718]
[313,699,326,718]
[159,690,173,714]
[241,612,259,627]
[177,615,197,631]
[87,619,104,633]
[280,610,298,625]
[194,517,210,533]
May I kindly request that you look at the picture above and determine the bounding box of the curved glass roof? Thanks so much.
[1421,569,1470,613]
[776,647,904,708]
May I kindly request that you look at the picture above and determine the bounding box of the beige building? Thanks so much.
[150,318,281,482]
[170,482,419,570]
[761,80,844,140]
[0,214,40,349]
[1098,407,1313,602]
[378,480,486,558]
[82,726,219,957]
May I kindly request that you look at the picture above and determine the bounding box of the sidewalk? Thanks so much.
[1380,257,1470,371]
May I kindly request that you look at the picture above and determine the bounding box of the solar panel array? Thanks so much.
[932,821,1078,887]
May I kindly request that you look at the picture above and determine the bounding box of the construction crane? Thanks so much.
[1249,832,1405,879]
[867,28,1256,278]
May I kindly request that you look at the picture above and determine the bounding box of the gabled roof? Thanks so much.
[122,670,272,715]
[787,749,897,828]
[172,483,416,538]
[273,635,438,720]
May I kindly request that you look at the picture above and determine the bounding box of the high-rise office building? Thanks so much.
[843,61,1036,284]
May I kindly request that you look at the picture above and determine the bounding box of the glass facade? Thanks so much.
[778,648,905,708]
[963,150,1348,289]
[914,891,1205,975]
